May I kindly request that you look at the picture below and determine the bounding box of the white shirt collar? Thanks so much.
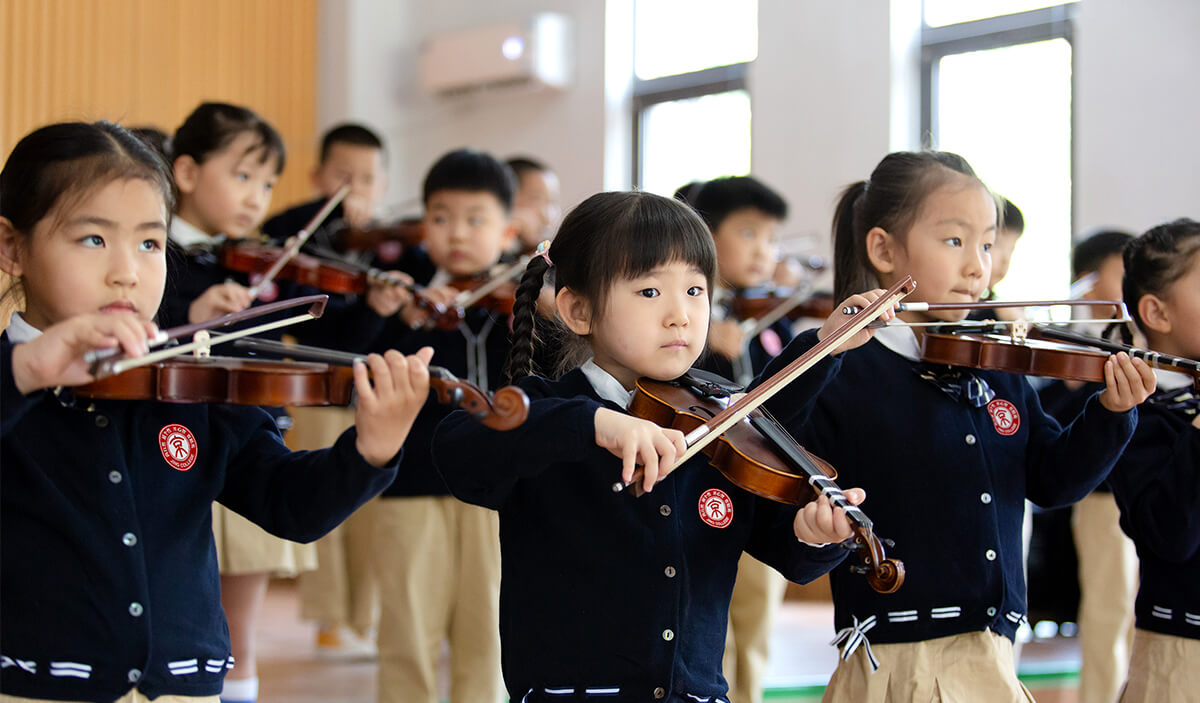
[169,216,221,248]
[580,358,635,409]
[872,322,922,362]
[1154,367,1194,392]
[5,312,42,343]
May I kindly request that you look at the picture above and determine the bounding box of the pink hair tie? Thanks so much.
[535,239,553,267]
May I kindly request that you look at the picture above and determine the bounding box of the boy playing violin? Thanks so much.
[368,148,519,703]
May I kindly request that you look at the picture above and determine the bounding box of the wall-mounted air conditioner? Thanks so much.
[418,13,572,96]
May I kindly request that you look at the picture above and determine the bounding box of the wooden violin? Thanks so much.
[414,258,528,330]
[221,240,415,298]
[730,289,834,323]
[630,372,904,593]
[337,218,424,253]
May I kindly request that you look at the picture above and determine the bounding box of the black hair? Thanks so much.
[672,181,704,206]
[320,123,384,164]
[1073,229,1133,279]
[831,150,986,301]
[1000,196,1024,235]
[1,121,175,304]
[690,176,788,233]
[1115,218,1200,343]
[171,102,286,175]
[128,126,171,163]
[423,148,516,213]
[505,191,717,381]
[505,156,549,181]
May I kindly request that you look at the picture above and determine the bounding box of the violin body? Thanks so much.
[630,372,904,594]
[421,276,518,330]
[730,289,834,322]
[920,329,1111,382]
[338,218,424,253]
[76,356,356,406]
[631,377,838,505]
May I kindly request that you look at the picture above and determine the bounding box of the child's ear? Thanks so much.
[502,219,519,247]
[1137,293,1172,335]
[556,287,591,336]
[172,155,199,195]
[864,226,897,275]
[0,217,25,278]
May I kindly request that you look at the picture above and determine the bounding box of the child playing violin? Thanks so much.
[432,190,888,703]
[367,148,520,703]
[798,150,1155,702]
[686,174,793,703]
[1104,219,1200,702]
[0,121,432,703]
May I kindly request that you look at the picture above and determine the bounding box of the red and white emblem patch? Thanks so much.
[987,399,1020,436]
[698,488,734,529]
[159,424,198,471]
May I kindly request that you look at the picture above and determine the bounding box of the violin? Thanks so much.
[220,241,413,298]
[630,372,904,594]
[730,289,834,324]
[617,276,917,593]
[72,297,531,429]
[415,258,528,330]
[337,218,424,253]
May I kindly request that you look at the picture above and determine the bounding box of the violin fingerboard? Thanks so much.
[809,475,872,530]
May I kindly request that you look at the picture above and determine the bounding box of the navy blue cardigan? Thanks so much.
[795,336,1137,646]
[0,334,398,701]
[432,330,848,702]
[1108,387,1200,640]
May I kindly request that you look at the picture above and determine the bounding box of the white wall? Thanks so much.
[318,0,607,218]
[318,0,1197,243]
[1075,0,1200,236]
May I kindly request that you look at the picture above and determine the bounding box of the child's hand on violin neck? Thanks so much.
[353,346,434,466]
[189,282,253,323]
[10,312,158,394]
[594,408,688,494]
[794,488,865,546]
[820,290,896,355]
[366,270,415,317]
[1098,352,1156,413]
[399,284,457,328]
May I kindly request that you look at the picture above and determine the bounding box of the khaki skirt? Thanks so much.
[1118,628,1200,703]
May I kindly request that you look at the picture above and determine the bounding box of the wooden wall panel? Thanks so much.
[0,0,319,210]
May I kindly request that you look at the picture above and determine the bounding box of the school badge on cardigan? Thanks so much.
[986,399,1020,436]
[698,488,734,528]
[159,424,198,471]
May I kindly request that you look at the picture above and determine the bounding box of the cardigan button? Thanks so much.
[129,602,144,617]
[662,628,674,641]
[653,687,666,699]
[659,505,671,517]
[109,471,123,484]
[664,566,676,578]
[122,533,138,547]
[987,606,998,616]
[95,414,110,428]
[127,668,142,683]
[985,549,997,561]
[980,492,992,504]
[964,433,977,445]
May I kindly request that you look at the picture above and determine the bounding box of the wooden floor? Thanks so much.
[256,579,1081,702]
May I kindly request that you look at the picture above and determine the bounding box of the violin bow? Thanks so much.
[452,256,530,310]
[615,276,915,491]
[83,295,329,378]
[246,184,351,300]
[846,300,1131,329]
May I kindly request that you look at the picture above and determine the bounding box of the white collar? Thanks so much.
[169,216,222,248]
[580,358,635,409]
[1154,367,1194,392]
[872,322,922,362]
[5,312,41,343]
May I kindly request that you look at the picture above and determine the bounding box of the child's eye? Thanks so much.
[235,172,250,182]
[468,216,484,227]
[432,215,449,226]
[687,286,705,296]
[982,242,993,252]
[264,182,275,193]
[80,235,104,248]
[638,288,660,298]
[945,237,963,247]
[139,239,163,253]
[741,229,755,240]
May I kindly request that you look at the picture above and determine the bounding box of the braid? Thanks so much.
[505,255,551,382]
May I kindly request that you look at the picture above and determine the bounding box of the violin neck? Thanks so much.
[748,410,872,530]
[1035,326,1200,375]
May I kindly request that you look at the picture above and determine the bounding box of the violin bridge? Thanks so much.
[193,330,212,359]
[1010,320,1030,345]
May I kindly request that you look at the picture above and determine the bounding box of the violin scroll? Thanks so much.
[848,527,905,594]
[427,369,532,431]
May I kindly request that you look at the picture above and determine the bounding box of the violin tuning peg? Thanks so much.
[848,565,870,575]
[882,538,896,548]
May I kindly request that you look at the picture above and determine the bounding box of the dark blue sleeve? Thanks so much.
[215,405,399,542]
[1023,383,1137,509]
[0,337,45,436]
[1109,412,1200,562]
[433,376,605,510]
